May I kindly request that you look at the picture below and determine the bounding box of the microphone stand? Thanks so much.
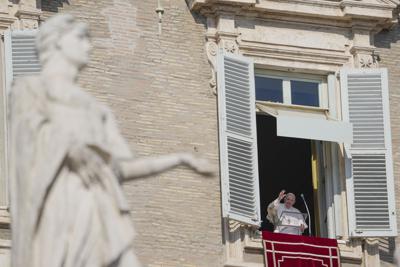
[300,193,312,236]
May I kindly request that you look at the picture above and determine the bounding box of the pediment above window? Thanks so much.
[187,0,397,31]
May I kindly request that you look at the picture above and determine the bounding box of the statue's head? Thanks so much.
[36,14,91,69]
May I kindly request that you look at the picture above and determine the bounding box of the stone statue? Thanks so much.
[9,14,212,267]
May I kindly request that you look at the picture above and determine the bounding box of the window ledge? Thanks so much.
[0,209,10,227]
[242,228,264,250]
[256,100,329,113]
[0,239,10,249]
[224,260,264,267]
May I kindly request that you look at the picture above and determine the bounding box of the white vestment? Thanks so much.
[267,198,307,235]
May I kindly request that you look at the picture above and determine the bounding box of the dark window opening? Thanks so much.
[257,115,316,236]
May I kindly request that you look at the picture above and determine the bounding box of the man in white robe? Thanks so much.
[267,190,307,235]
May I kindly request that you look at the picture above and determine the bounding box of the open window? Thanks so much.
[217,51,396,238]
[254,71,351,237]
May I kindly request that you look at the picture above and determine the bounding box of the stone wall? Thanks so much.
[41,1,223,266]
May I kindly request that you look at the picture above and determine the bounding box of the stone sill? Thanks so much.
[0,239,10,249]
[224,260,264,267]
[0,209,10,228]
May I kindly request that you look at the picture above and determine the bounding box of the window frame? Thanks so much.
[255,70,328,109]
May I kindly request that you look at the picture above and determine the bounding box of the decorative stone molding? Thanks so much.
[227,220,245,261]
[225,220,264,266]
[0,15,16,31]
[206,40,218,93]
[338,238,363,262]
[350,46,379,68]
[18,0,38,9]
[188,0,396,33]
[0,209,10,228]
[363,238,381,266]
[205,14,240,92]
[15,9,41,29]
[206,37,240,93]
[224,40,237,54]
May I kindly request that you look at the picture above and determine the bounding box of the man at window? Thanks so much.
[266,190,307,235]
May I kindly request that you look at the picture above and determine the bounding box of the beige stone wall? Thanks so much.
[375,25,400,265]
[41,1,223,266]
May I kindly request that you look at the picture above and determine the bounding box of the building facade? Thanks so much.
[0,0,398,266]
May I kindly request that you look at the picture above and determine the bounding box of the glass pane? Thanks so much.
[291,80,319,107]
[255,76,283,103]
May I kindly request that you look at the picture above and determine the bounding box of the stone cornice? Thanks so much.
[240,41,350,66]
[0,15,15,30]
[187,0,398,32]
[0,209,10,228]
[15,8,42,20]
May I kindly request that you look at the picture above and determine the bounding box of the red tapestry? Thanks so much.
[262,231,340,267]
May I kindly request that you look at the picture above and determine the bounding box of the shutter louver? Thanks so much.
[341,69,396,237]
[348,74,385,149]
[217,51,260,226]
[1,30,40,207]
[9,30,41,79]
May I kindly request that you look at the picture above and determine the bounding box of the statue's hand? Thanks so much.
[181,153,214,176]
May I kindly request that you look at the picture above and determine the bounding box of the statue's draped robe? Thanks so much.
[9,76,140,267]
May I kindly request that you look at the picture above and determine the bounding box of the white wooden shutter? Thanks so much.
[1,30,40,207]
[217,50,260,226]
[5,30,40,89]
[341,68,396,237]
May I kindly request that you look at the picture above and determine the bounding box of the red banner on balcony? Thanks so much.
[262,231,340,267]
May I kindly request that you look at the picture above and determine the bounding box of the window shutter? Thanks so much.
[5,30,40,90]
[1,30,40,207]
[217,50,260,226]
[341,68,396,237]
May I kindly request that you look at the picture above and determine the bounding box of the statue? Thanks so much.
[8,14,212,267]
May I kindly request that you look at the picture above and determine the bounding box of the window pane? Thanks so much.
[255,76,283,103]
[291,80,319,107]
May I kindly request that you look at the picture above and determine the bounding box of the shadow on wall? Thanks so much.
[185,2,207,27]
[375,23,400,49]
[379,237,396,265]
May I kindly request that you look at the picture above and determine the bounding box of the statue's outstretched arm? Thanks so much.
[118,153,213,181]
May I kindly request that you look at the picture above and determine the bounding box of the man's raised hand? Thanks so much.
[278,190,286,201]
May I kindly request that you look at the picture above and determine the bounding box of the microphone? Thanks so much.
[300,193,312,236]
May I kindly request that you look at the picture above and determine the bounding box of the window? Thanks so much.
[255,76,283,103]
[255,72,328,109]
[217,51,396,238]
[291,80,319,107]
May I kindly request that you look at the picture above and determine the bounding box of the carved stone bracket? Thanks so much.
[205,34,239,94]
[363,238,380,266]
[0,16,16,31]
[206,40,218,94]
[350,46,378,68]
[15,9,41,30]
